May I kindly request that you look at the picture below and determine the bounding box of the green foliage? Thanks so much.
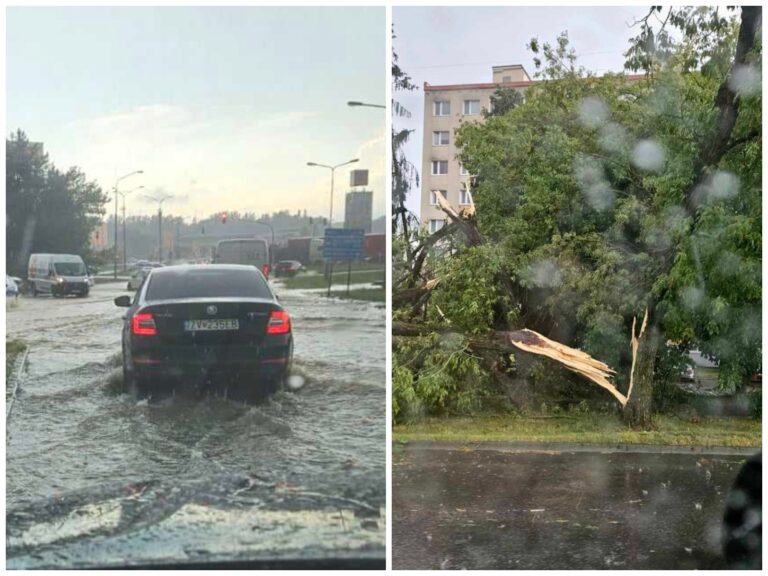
[483,86,524,118]
[652,345,690,412]
[748,389,761,420]
[394,9,760,425]
[429,244,516,334]
[392,33,419,235]
[455,15,761,394]
[392,331,489,424]
[392,360,420,423]
[6,130,108,276]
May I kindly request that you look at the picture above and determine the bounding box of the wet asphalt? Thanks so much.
[392,443,755,570]
[6,281,385,567]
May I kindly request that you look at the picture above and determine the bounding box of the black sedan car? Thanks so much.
[115,264,293,399]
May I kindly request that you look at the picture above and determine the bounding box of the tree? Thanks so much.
[483,86,525,118]
[6,131,109,275]
[391,27,419,247]
[395,7,761,428]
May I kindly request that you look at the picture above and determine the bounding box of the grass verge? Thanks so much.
[331,287,385,302]
[393,413,761,448]
[6,338,26,388]
[303,261,384,274]
[283,269,385,289]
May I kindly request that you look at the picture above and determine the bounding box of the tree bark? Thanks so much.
[622,325,660,428]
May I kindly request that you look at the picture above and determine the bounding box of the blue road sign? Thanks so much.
[324,228,364,261]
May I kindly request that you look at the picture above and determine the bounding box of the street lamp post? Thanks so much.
[307,158,358,284]
[306,158,359,228]
[347,101,386,109]
[113,170,143,278]
[142,192,174,263]
[119,185,144,271]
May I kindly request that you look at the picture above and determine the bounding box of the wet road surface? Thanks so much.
[392,443,754,570]
[6,282,385,568]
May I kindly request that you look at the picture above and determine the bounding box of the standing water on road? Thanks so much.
[6,283,385,568]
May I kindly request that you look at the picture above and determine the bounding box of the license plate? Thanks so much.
[184,319,239,331]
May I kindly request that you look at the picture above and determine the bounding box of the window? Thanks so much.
[459,164,469,176]
[429,219,446,234]
[433,100,450,116]
[459,189,472,206]
[432,131,449,146]
[431,160,448,175]
[502,75,512,83]
[429,190,447,206]
[146,268,272,300]
[463,99,480,115]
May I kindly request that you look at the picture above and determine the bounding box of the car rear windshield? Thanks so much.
[145,268,272,300]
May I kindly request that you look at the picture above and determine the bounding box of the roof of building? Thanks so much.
[491,63,533,79]
[423,73,646,92]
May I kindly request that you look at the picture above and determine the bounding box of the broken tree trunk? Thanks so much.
[503,308,651,418]
[622,321,659,429]
[435,191,484,246]
[506,329,627,406]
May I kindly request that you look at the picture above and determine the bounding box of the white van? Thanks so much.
[27,254,90,297]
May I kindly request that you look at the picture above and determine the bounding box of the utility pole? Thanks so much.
[119,185,143,271]
[142,192,174,263]
[307,158,359,281]
[113,170,143,278]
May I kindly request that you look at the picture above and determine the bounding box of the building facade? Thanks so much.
[345,190,373,233]
[90,221,109,251]
[420,64,533,232]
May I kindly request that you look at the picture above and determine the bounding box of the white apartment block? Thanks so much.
[420,64,533,232]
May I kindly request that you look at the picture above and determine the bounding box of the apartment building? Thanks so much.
[420,64,533,232]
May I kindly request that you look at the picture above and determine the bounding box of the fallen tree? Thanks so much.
[393,7,761,429]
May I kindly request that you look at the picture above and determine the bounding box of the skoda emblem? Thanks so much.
[206,305,218,316]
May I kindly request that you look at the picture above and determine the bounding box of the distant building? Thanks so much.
[345,190,373,233]
[421,64,644,232]
[90,221,109,251]
[421,64,533,233]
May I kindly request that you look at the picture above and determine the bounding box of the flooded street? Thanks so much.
[6,282,385,568]
[393,444,753,570]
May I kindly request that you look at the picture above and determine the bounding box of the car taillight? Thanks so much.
[132,312,157,336]
[266,310,290,334]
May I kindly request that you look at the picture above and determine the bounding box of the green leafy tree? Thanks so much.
[392,27,419,244]
[453,7,760,427]
[6,130,109,275]
[483,86,525,118]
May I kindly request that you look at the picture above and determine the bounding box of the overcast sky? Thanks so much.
[7,6,385,222]
[393,6,649,218]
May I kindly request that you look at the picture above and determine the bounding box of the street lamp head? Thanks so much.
[307,162,317,166]
[347,101,363,107]
[349,158,359,164]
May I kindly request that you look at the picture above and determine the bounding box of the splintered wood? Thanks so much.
[435,190,462,220]
[506,328,629,407]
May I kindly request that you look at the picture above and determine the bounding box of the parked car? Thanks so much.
[680,363,696,382]
[127,267,153,291]
[114,264,293,399]
[6,275,19,298]
[27,253,90,297]
[274,260,303,278]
